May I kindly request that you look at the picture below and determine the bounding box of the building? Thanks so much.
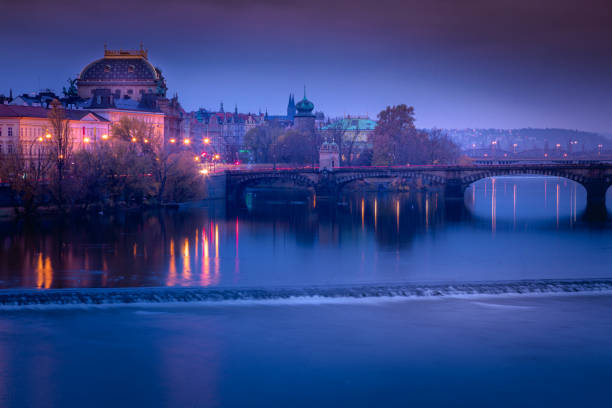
[77,44,166,101]
[321,115,376,146]
[76,46,185,144]
[319,141,340,170]
[0,104,110,155]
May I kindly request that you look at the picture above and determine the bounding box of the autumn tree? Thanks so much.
[370,105,459,166]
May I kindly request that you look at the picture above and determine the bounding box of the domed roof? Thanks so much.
[79,49,159,83]
[296,97,314,114]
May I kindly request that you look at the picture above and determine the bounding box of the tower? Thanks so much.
[287,93,296,120]
[293,87,315,132]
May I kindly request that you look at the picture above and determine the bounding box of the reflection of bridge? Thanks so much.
[211,163,612,213]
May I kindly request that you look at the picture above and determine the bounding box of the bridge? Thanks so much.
[209,163,612,214]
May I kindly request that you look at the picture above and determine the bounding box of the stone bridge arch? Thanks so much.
[227,172,317,203]
[333,169,446,193]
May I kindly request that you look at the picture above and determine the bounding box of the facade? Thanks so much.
[0,105,110,156]
[319,141,340,170]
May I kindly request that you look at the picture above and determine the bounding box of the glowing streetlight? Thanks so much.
[183,138,191,145]
[45,133,51,139]
[199,169,209,175]
[194,156,200,162]
[38,136,43,142]
[169,138,176,144]
[83,137,90,144]
[204,138,210,144]
[131,137,137,143]
[213,154,220,160]
[101,134,109,140]
[144,138,149,144]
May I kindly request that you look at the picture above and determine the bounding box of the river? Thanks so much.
[0,176,611,407]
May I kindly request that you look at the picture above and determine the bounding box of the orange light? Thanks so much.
[101,134,108,140]
[204,138,210,144]
[144,138,149,144]
[183,138,191,145]
[131,137,137,142]
[214,154,220,160]
[194,156,200,161]
[45,133,51,139]
[200,169,209,175]
[83,137,90,143]
[37,136,43,142]
[169,138,176,143]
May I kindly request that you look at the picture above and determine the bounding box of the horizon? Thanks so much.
[1,0,611,134]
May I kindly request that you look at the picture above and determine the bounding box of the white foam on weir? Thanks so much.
[1,279,612,310]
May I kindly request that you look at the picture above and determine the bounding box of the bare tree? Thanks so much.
[48,99,73,210]
[0,132,53,215]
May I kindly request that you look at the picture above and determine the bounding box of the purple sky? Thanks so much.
[1,0,611,133]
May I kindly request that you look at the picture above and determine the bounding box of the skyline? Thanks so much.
[1,0,611,133]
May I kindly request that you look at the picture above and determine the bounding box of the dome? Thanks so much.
[79,57,158,82]
[295,96,314,117]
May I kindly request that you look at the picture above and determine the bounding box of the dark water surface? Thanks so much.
[1,177,611,289]
[1,176,612,407]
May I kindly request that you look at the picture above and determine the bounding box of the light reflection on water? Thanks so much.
[0,176,610,290]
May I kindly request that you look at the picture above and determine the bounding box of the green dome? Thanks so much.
[295,97,314,115]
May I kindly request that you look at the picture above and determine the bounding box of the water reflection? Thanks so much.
[0,176,610,289]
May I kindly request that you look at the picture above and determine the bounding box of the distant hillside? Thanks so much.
[440,128,610,151]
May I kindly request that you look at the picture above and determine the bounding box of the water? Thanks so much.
[1,176,612,407]
[0,177,610,290]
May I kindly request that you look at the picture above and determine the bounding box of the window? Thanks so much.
[127,89,133,95]
[0,127,2,137]
[7,144,12,153]
[128,65,135,73]
[104,64,111,73]
[7,127,12,137]
[0,144,2,153]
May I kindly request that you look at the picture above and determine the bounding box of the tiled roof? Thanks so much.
[0,105,109,122]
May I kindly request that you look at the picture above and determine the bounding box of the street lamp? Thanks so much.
[183,138,191,145]
[169,138,176,144]
[204,138,210,144]
[101,134,109,140]
[83,137,90,144]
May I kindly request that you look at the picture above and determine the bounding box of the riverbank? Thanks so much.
[1,293,611,407]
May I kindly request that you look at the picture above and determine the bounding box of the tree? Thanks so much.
[48,99,73,210]
[0,134,53,215]
[243,124,279,163]
[326,118,359,166]
[370,105,459,166]
[277,129,318,165]
[423,129,460,164]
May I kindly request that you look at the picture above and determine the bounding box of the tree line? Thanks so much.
[0,101,203,217]
[243,104,460,166]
